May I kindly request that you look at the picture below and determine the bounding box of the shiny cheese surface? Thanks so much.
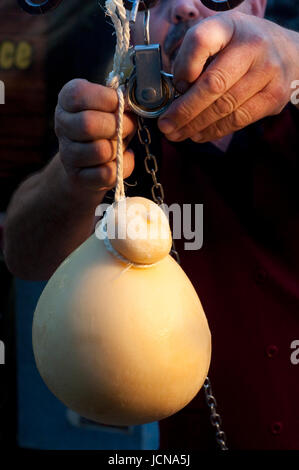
[32,198,211,425]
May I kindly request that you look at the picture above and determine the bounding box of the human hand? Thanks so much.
[158,11,299,143]
[55,79,136,192]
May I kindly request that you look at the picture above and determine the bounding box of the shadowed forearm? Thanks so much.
[3,153,107,280]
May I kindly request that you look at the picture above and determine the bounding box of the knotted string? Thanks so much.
[105,0,131,202]
[103,0,160,271]
[99,211,161,271]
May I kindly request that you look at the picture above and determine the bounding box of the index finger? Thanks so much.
[58,79,119,113]
[158,13,240,133]
[173,13,236,86]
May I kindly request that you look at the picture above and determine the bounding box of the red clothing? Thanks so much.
[156,105,299,450]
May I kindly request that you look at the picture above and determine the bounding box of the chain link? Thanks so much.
[137,116,180,264]
[136,115,228,451]
[204,377,228,450]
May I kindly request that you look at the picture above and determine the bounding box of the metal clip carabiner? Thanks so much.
[125,7,176,118]
[126,44,176,119]
[124,0,245,118]
[124,0,159,22]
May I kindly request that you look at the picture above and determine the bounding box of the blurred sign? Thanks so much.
[0,40,33,70]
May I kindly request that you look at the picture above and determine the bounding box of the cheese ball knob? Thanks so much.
[106,197,172,265]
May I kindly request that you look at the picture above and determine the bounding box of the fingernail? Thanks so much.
[158,118,175,134]
[175,80,188,94]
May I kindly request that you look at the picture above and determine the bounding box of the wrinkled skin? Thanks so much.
[132,0,299,143]
[55,0,299,192]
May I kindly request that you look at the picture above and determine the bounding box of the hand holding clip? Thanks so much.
[158,10,298,143]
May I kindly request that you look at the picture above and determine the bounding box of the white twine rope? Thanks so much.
[105,0,131,202]
[103,1,159,271]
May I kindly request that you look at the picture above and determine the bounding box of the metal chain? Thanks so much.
[137,116,180,265]
[136,115,229,451]
[203,377,228,450]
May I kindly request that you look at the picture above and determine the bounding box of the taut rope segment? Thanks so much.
[105,0,131,202]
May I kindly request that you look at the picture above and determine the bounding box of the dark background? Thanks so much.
[0,0,299,453]
[266,0,299,30]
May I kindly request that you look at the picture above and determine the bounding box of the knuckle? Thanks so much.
[203,69,228,95]
[191,25,209,50]
[178,117,198,137]
[263,58,280,77]
[230,10,243,22]
[101,162,116,187]
[174,100,194,123]
[97,140,114,161]
[231,106,252,129]
[272,83,287,106]
[250,32,268,51]
[213,120,226,140]
[122,116,135,139]
[184,123,198,138]
[262,84,287,114]
[213,91,237,117]
[80,111,95,137]
[59,78,87,111]
[270,61,281,77]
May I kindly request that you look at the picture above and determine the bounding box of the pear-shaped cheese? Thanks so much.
[32,197,211,425]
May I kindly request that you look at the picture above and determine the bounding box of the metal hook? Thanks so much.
[143,9,150,45]
[124,0,159,15]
